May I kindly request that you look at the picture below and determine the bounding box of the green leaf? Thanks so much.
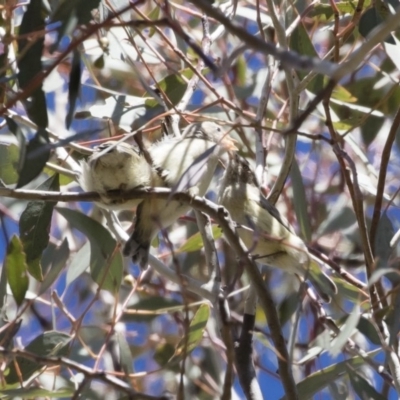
[331,85,357,103]
[361,114,384,146]
[0,387,75,399]
[146,69,193,107]
[284,349,381,400]
[290,160,312,241]
[19,174,59,281]
[6,331,71,384]
[153,342,176,367]
[359,7,395,44]
[348,367,387,400]
[66,49,81,128]
[124,296,182,323]
[40,239,70,294]
[5,235,29,306]
[56,208,122,293]
[278,292,300,327]
[317,196,357,237]
[16,129,51,188]
[310,0,371,20]
[51,0,101,51]
[330,304,361,357]
[0,144,19,185]
[17,0,48,128]
[374,212,394,274]
[290,21,323,93]
[357,316,381,345]
[169,304,210,364]
[65,240,90,287]
[19,174,59,278]
[115,332,133,374]
[147,6,160,37]
[176,225,223,253]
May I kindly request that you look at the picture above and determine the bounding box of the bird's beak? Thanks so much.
[220,134,238,152]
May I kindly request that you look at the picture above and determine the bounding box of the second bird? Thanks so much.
[218,153,337,302]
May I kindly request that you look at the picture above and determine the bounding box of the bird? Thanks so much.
[123,121,238,269]
[79,141,163,210]
[217,153,337,302]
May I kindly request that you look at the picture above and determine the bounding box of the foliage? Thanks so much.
[0,0,400,399]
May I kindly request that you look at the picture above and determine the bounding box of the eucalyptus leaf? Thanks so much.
[176,225,223,253]
[16,129,51,188]
[56,207,123,293]
[169,304,210,364]
[5,235,29,306]
[17,0,48,128]
[66,49,81,128]
[19,174,59,281]
[283,349,381,400]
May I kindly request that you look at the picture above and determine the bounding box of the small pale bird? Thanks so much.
[218,153,337,302]
[123,121,238,269]
[79,141,163,210]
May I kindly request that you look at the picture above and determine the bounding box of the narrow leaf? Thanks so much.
[16,129,51,188]
[170,304,210,363]
[17,0,48,128]
[176,225,223,253]
[290,160,312,241]
[5,235,29,306]
[115,332,133,375]
[66,49,81,128]
[40,239,70,294]
[286,349,381,400]
[0,144,19,185]
[19,174,60,281]
[348,367,387,400]
[56,208,122,293]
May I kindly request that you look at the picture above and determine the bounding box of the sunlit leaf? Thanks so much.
[169,304,210,363]
[5,235,29,306]
[0,388,75,399]
[176,225,223,253]
[0,144,19,185]
[124,296,182,323]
